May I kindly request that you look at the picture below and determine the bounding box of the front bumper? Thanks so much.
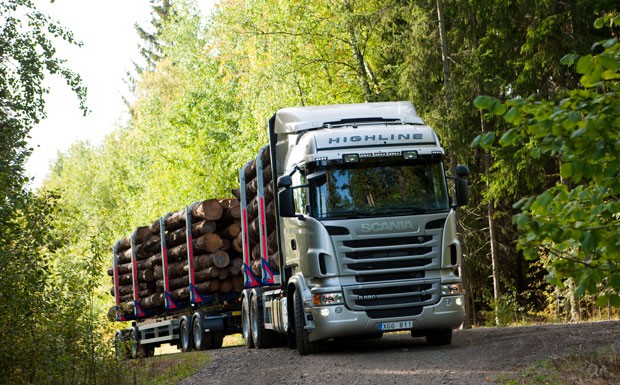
[306,295,464,342]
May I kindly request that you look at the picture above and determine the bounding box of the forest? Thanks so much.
[0,0,618,383]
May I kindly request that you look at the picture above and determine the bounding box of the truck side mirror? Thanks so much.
[455,165,469,207]
[456,164,469,178]
[277,175,292,189]
[307,171,327,187]
[278,188,296,217]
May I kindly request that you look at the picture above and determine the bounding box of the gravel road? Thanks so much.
[179,321,620,385]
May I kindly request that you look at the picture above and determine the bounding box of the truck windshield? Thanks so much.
[310,160,449,219]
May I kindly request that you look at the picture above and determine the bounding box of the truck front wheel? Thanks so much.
[293,290,317,355]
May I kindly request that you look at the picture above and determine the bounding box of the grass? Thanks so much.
[500,349,620,385]
[115,334,244,385]
[122,351,210,385]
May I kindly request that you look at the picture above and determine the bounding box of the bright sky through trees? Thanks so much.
[26,0,154,186]
[26,0,215,186]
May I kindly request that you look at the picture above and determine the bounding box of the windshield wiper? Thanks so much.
[379,207,448,216]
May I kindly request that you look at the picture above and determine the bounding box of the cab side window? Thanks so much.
[291,171,307,214]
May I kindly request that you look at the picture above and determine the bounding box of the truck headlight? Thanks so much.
[312,292,344,306]
[441,283,463,296]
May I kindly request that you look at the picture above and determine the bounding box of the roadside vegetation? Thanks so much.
[0,0,618,384]
[502,349,620,385]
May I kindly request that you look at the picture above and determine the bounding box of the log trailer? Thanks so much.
[110,101,469,357]
[110,202,245,358]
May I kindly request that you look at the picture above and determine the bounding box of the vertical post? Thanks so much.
[112,243,125,321]
[256,146,278,285]
[186,204,204,304]
[240,163,260,288]
[131,233,146,318]
[160,216,177,310]
[268,114,286,290]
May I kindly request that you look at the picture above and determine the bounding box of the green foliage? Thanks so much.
[500,349,620,385]
[473,16,620,305]
[0,1,101,384]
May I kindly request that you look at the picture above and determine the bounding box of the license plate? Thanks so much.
[378,320,414,331]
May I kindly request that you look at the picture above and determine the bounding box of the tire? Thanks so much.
[192,313,209,351]
[425,329,453,346]
[129,327,140,359]
[179,317,194,352]
[241,294,254,348]
[293,290,318,355]
[251,293,273,349]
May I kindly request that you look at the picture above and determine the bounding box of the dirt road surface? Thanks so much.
[179,321,620,385]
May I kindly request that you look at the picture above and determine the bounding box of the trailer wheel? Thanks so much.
[251,293,273,349]
[192,314,206,351]
[425,329,453,346]
[293,290,318,355]
[241,294,254,348]
[193,313,220,351]
[179,316,194,352]
[129,327,140,359]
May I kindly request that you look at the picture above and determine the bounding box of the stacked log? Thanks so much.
[108,198,245,319]
[240,149,279,280]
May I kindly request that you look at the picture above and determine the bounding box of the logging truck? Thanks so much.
[109,101,469,357]
[238,101,469,355]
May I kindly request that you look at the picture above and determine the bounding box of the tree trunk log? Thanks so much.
[244,160,256,180]
[196,280,220,294]
[220,198,241,220]
[232,275,244,292]
[191,199,224,221]
[220,222,241,239]
[219,279,233,293]
[194,266,219,282]
[194,250,230,271]
[233,233,243,253]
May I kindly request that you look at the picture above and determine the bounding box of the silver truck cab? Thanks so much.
[271,102,468,347]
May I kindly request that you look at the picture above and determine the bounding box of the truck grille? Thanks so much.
[343,281,439,313]
[332,229,442,313]
[338,234,437,283]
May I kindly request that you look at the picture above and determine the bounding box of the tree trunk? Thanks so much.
[191,199,224,221]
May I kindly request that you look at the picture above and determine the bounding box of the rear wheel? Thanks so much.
[425,329,453,346]
[241,294,254,348]
[192,314,209,351]
[293,290,318,355]
[179,317,194,352]
[129,327,139,359]
[251,293,273,349]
